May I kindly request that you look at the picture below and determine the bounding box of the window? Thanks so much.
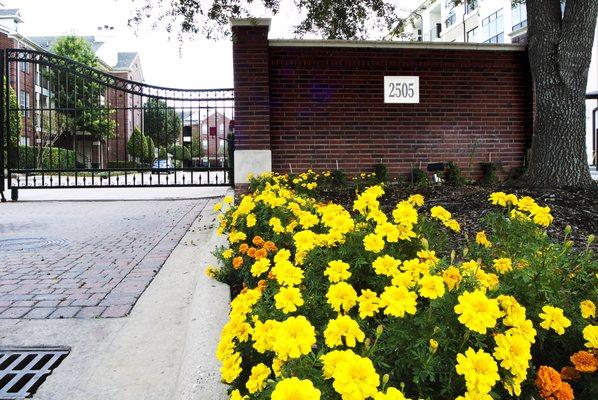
[512,3,527,31]
[19,90,30,117]
[465,0,477,14]
[20,62,29,74]
[445,12,457,28]
[482,9,504,43]
[466,27,478,42]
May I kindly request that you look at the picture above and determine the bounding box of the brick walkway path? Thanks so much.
[0,199,210,319]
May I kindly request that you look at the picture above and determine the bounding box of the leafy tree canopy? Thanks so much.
[143,98,182,147]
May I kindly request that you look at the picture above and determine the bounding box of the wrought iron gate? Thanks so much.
[0,48,234,201]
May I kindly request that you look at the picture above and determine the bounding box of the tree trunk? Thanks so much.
[526,0,598,187]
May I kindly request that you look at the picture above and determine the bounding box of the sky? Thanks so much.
[4,0,418,89]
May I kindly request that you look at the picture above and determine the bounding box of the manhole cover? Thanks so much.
[0,238,69,252]
[0,347,69,399]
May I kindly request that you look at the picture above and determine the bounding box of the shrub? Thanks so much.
[169,144,191,161]
[410,168,429,186]
[158,146,168,160]
[480,162,501,186]
[373,163,390,183]
[145,136,156,163]
[445,161,465,186]
[209,172,598,400]
[16,146,76,170]
[127,128,147,159]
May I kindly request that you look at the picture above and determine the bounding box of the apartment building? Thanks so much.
[403,0,598,165]
[0,8,144,169]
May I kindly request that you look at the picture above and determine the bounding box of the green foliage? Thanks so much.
[158,146,168,160]
[411,168,429,186]
[480,162,501,186]
[373,163,390,183]
[145,136,156,163]
[127,128,147,159]
[445,161,465,186]
[51,36,117,140]
[168,144,191,161]
[143,98,182,147]
[191,140,204,158]
[17,146,76,169]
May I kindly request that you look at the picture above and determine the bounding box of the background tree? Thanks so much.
[168,144,191,161]
[191,140,203,158]
[127,128,147,160]
[143,98,182,147]
[145,136,156,163]
[4,79,23,168]
[132,0,598,187]
[50,36,117,140]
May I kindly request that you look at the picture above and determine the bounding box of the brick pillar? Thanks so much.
[231,18,272,186]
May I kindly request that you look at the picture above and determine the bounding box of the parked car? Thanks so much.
[151,159,174,174]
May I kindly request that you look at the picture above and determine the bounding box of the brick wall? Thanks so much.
[232,21,534,180]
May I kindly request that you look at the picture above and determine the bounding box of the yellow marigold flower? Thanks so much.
[492,258,512,274]
[214,202,222,212]
[250,258,271,277]
[271,259,304,287]
[271,377,321,400]
[223,195,233,204]
[324,315,366,348]
[580,300,596,319]
[460,260,480,276]
[380,286,418,318]
[220,352,242,383]
[418,275,445,299]
[246,213,257,227]
[489,192,510,207]
[510,209,531,222]
[229,231,247,244]
[246,363,271,393]
[455,347,500,394]
[375,222,400,243]
[443,266,462,291]
[430,205,452,222]
[583,325,598,348]
[222,249,233,259]
[272,357,284,377]
[327,282,358,313]
[391,271,416,288]
[517,196,537,212]
[417,250,439,266]
[372,255,401,277]
[269,217,286,234]
[330,351,380,400]
[475,231,492,248]
[507,319,537,344]
[358,289,382,319]
[363,233,385,253]
[455,392,494,400]
[444,218,461,233]
[429,339,439,353]
[204,265,217,278]
[392,201,418,226]
[401,258,429,279]
[475,270,499,291]
[229,389,245,400]
[497,295,527,327]
[570,350,598,373]
[539,305,571,335]
[324,260,352,283]
[493,333,532,374]
[530,205,553,227]
[252,319,279,353]
[320,350,351,379]
[454,290,501,334]
[274,286,304,314]
[374,387,411,400]
[272,316,316,361]
[407,194,424,207]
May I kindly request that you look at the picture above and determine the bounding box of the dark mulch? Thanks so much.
[315,184,598,252]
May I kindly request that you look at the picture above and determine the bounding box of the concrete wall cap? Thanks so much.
[269,39,526,51]
[230,18,272,28]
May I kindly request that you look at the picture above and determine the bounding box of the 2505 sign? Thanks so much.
[384,76,419,104]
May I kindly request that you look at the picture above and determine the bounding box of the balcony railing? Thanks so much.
[445,13,456,28]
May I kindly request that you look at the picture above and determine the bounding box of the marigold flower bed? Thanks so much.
[209,172,598,400]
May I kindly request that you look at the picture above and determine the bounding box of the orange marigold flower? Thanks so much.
[253,236,265,247]
[268,270,277,280]
[254,248,268,260]
[560,366,581,381]
[233,257,244,270]
[571,350,598,373]
[247,247,257,258]
[263,241,278,252]
[257,279,268,292]
[536,366,563,399]
[239,243,249,254]
[554,381,574,400]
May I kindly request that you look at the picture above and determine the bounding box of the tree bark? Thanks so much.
[526,0,598,187]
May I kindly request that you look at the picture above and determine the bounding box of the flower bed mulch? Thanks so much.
[315,184,598,252]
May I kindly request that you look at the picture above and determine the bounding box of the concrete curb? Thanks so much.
[175,190,233,400]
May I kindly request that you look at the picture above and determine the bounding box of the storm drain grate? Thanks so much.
[0,347,69,399]
[0,238,70,252]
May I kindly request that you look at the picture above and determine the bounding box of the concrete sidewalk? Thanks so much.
[0,195,231,400]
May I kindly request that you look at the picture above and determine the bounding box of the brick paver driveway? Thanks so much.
[0,199,211,319]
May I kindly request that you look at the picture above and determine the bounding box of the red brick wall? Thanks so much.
[232,24,534,179]
[267,45,533,178]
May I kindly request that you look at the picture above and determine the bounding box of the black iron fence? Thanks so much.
[0,48,234,201]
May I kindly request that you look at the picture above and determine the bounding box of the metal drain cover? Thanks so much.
[0,347,69,399]
[0,238,69,252]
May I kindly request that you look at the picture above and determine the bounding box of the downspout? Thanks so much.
[593,106,597,169]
